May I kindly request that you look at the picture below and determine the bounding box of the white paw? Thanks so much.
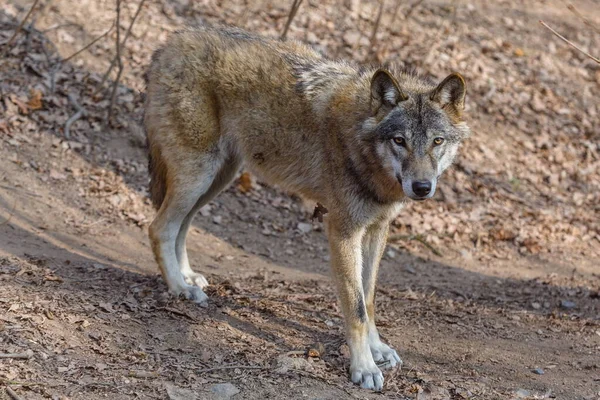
[173,285,209,307]
[371,343,402,369]
[350,360,384,391]
[184,272,209,288]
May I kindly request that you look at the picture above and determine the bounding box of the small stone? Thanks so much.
[199,205,211,217]
[404,265,416,274]
[343,31,360,46]
[166,383,197,400]
[210,382,239,399]
[297,222,312,233]
[515,389,531,398]
[212,215,222,225]
[532,368,545,375]
[560,300,576,309]
[49,169,67,180]
[531,302,541,310]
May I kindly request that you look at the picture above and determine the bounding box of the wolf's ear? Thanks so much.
[370,69,407,109]
[431,73,466,112]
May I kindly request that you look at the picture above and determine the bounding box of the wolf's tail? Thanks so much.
[145,47,168,210]
[147,141,167,210]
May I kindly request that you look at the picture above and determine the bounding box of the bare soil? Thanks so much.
[1,0,599,399]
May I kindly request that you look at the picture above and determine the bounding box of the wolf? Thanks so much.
[144,25,469,391]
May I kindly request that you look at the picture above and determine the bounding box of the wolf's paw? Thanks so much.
[350,360,384,391]
[184,272,209,289]
[371,343,402,369]
[175,285,209,307]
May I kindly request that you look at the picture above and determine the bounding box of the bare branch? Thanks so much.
[539,20,600,64]
[405,0,425,19]
[369,0,385,49]
[197,364,266,374]
[1,0,41,57]
[389,234,443,256]
[64,93,86,139]
[5,387,23,400]
[106,0,123,125]
[95,0,147,97]
[565,2,600,35]
[62,22,115,64]
[281,0,304,41]
[0,350,33,359]
[0,198,17,227]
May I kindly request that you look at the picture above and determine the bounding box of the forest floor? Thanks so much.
[1,0,599,399]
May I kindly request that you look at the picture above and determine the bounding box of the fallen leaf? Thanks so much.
[238,171,253,193]
[9,94,29,114]
[27,89,43,110]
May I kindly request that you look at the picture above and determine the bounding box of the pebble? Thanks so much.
[297,222,312,233]
[166,383,197,400]
[532,368,545,375]
[515,389,531,398]
[560,300,576,309]
[210,383,240,399]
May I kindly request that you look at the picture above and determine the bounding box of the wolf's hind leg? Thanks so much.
[149,155,224,304]
[176,156,242,288]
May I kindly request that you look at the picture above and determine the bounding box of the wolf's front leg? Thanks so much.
[328,218,383,391]
[362,220,402,369]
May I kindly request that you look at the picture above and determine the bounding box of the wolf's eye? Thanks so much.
[393,137,405,146]
[433,137,444,146]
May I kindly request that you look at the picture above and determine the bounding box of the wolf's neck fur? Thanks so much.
[289,58,367,118]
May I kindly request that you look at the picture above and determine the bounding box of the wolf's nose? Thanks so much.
[412,181,432,197]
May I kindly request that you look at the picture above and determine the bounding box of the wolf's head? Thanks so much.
[358,69,470,202]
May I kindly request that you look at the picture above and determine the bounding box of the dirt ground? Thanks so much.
[1,0,599,399]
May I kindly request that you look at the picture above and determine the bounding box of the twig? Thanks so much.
[0,350,33,359]
[41,22,82,33]
[281,0,303,41]
[94,0,147,96]
[24,16,38,53]
[61,22,115,64]
[285,350,307,357]
[0,379,60,387]
[404,0,425,19]
[539,20,600,64]
[156,306,197,322]
[0,199,17,227]
[106,0,123,125]
[197,364,266,374]
[369,0,385,49]
[565,3,600,35]
[128,370,158,379]
[5,386,22,400]
[64,93,86,139]
[1,0,41,57]
[389,234,443,256]
[0,184,42,198]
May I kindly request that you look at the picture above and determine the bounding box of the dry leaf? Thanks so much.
[9,94,29,115]
[27,89,43,110]
[238,171,253,193]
